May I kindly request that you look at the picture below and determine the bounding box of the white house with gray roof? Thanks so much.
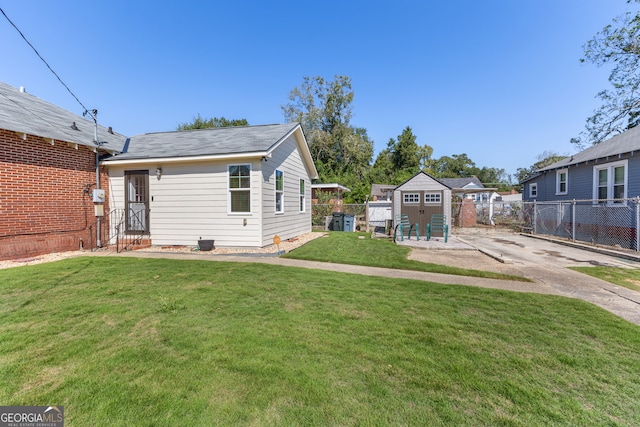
[102,123,318,249]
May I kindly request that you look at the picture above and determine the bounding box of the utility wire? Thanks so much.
[0,6,94,120]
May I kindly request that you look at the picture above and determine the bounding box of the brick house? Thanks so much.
[0,82,126,260]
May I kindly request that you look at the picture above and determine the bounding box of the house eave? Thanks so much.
[101,151,269,166]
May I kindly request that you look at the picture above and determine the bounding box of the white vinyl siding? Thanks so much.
[261,133,313,245]
[108,161,262,248]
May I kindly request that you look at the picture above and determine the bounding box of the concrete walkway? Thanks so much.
[89,231,640,326]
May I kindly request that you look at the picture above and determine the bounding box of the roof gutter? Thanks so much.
[101,151,271,166]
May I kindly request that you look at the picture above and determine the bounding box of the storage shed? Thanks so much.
[393,171,452,237]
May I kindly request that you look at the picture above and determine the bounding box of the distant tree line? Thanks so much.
[176,3,640,202]
[281,75,514,202]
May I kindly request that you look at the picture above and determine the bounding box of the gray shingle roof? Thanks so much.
[0,81,127,152]
[539,125,640,172]
[439,176,484,189]
[107,123,301,161]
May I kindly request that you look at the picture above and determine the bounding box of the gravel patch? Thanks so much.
[0,232,327,270]
[134,232,326,255]
[0,251,86,270]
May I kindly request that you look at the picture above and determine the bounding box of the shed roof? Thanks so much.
[0,81,126,152]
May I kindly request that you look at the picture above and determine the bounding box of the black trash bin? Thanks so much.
[332,212,344,231]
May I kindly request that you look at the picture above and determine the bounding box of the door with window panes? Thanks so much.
[400,190,444,236]
[125,171,149,233]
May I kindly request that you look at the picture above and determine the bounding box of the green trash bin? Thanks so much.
[332,212,344,231]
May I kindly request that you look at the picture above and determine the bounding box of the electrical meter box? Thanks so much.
[92,189,106,203]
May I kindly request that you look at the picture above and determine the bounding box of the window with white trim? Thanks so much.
[556,169,568,195]
[593,160,627,204]
[228,164,251,213]
[275,169,284,213]
[529,183,537,198]
[299,179,305,212]
[403,193,420,203]
[424,193,441,204]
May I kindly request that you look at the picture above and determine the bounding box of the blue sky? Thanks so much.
[0,1,634,180]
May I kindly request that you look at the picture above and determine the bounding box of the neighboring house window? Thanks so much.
[594,160,627,204]
[556,169,568,195]
[403,193,420,203]
[229,164,251,213]
[529,183,537,198]
[299,179,305,212]
[275,170,284,213]
[125,170,149,233]
[424,193,441,204]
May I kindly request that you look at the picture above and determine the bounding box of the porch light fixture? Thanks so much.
[156,167,163,180]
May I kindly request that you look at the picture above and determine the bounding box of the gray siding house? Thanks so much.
[521,126,640,249]
[522,126,640,203]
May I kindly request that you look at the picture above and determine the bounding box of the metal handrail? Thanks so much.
[88,208,150,253]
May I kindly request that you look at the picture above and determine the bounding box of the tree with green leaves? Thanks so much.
[515,151,567,183]
[474,167,509,189]
[388,126,434,173]
[432,153,477,178]
[282,75,373,186]
[572,1,640,147]
[369,127,434,185]
[177,114,248,130]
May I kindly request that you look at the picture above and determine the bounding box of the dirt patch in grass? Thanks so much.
[407,248,524,276]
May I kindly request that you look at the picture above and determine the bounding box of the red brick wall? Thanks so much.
[0,129,110,260]
[459,198,477,227]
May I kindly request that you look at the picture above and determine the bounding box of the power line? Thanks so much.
[0,6,94,120]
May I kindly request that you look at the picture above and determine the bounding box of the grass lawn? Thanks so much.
[571,266,640,292]
[284,231,530,282]
[1,257,639,426]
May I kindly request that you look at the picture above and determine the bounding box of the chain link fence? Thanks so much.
[470,200,530,230]
[530,199,640,250]
[468,198,640,251]
[314,198,640,251]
